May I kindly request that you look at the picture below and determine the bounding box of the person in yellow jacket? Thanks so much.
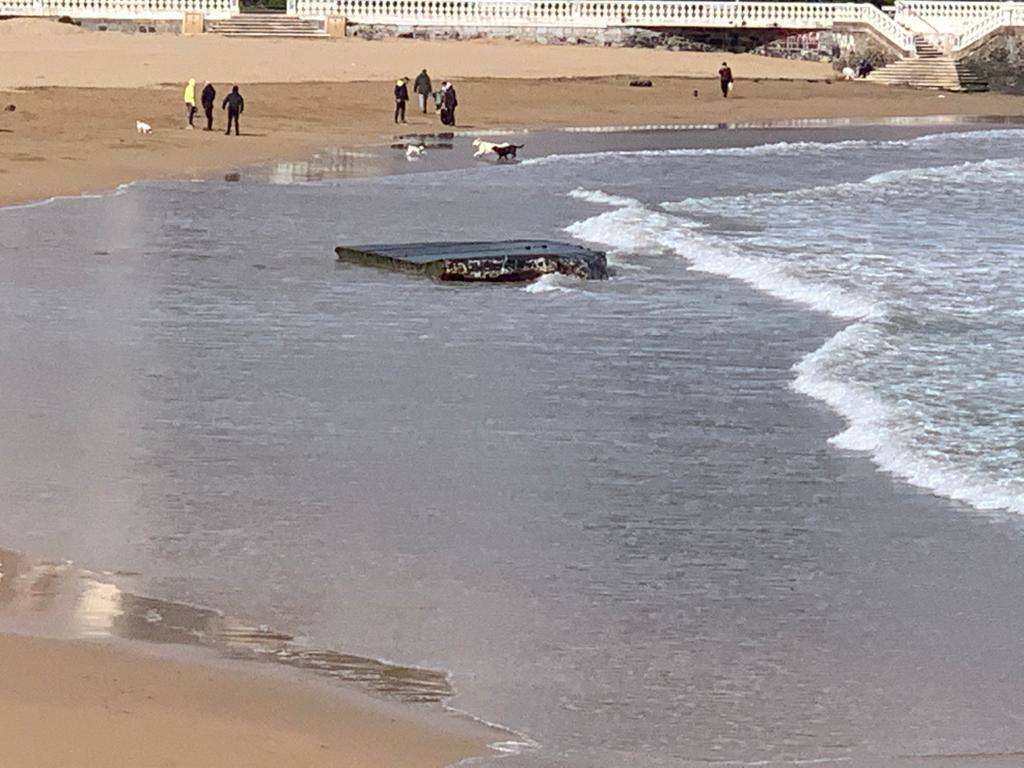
[183,78,197,130]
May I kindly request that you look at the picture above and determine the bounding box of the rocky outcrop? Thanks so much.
[960,29,1024,94]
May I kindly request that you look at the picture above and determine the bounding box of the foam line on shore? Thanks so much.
[559,114,1024,134]
[0,181,135,213]
[563,175,1023,517]
[445,706,541,762]
[525,126,1024,167]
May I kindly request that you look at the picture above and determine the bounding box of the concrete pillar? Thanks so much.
[326,15,347,37]
[182,11,205,34]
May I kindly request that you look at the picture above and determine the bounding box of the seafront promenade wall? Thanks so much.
[3,0,1024,58]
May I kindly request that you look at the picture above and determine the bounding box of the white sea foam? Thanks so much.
[566,180,1024,517]
[445,704,541,764]
[523,273,580,294]
[0,182,134,213]
[794,324,1024,515]
[567,190,870,319]
[522,139,877,167]
[568,188,638,207]
[523,128,1024,169]
[667,156,1024,213]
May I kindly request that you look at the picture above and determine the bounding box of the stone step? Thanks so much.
[209,23,323,28]
[912,36,946,59]
[867,55,988,91]
[207,15,327,36]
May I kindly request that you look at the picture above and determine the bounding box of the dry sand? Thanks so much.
[2,18,1023,206]
[0,16,834,87]
[0,632,494,768]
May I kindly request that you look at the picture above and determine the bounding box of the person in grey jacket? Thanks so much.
[413,69,432,113]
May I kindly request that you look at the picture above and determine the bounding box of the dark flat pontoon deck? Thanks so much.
[335,240,608,282]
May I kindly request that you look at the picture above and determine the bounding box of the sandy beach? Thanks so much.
[0,633,493,768]
[2,18,1023,206]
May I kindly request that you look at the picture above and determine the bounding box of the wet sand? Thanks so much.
[2,19,1024,207]
[0,632,494,768]
[0,548,459,703]
[0,548,500,766]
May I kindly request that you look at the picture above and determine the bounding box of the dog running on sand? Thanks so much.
[136,120,152,134]
[406,144,425,160]
[472,138,525,162]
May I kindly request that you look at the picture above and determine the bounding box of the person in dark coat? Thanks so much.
[440,81,458,126]
[718,62,734,98]
[413,69,432,113]
[394,78,409,124]
[200,82,217,131]
[222,85,244,136]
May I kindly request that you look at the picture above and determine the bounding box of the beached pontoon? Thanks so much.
[335,240,608,282]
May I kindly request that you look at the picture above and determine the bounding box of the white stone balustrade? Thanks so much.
[953,2,1024,49]
[895,0,1011,33]
[0,0,237,18]
[4,0,1024,53]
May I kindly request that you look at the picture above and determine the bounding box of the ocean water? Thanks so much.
[1,124,1023,767]
[557,130,1024,516]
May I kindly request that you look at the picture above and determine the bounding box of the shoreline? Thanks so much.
[0,545,513,767]
[0,630,501,768]
[5,108,1022,212]
[3,75,1024,208]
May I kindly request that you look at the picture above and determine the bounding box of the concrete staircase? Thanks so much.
[207,13,327,37]
[914,35,945,60]
[867,35,988,91]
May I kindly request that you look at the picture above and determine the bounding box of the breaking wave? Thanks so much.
[566,163,1024,515]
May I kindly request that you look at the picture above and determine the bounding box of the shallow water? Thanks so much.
[1,124,1023,767]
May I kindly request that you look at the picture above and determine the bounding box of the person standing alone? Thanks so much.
[718,62,734,98]
[413,69,432,113]
[394,78,409,124]
[440,81,458,126]
[222,85,244,136]
[201,81,216,131]
[183,78,197,129]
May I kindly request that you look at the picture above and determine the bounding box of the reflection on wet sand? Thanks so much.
[259,147,394,184]
[0,548,452,703]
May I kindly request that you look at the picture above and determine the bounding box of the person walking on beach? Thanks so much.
[413,69,432,113]
[440,81,458,126]
[200,81,216,131]
[718,62,734,98]
[183,78,197,129]
[394,77,409,124]
[222,85,244,136]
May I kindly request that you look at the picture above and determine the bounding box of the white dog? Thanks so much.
[472,138,525,161]
[136,120,152,134]
[841,66,856,81]
[472,138,501,158]
[406,144,425,160]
